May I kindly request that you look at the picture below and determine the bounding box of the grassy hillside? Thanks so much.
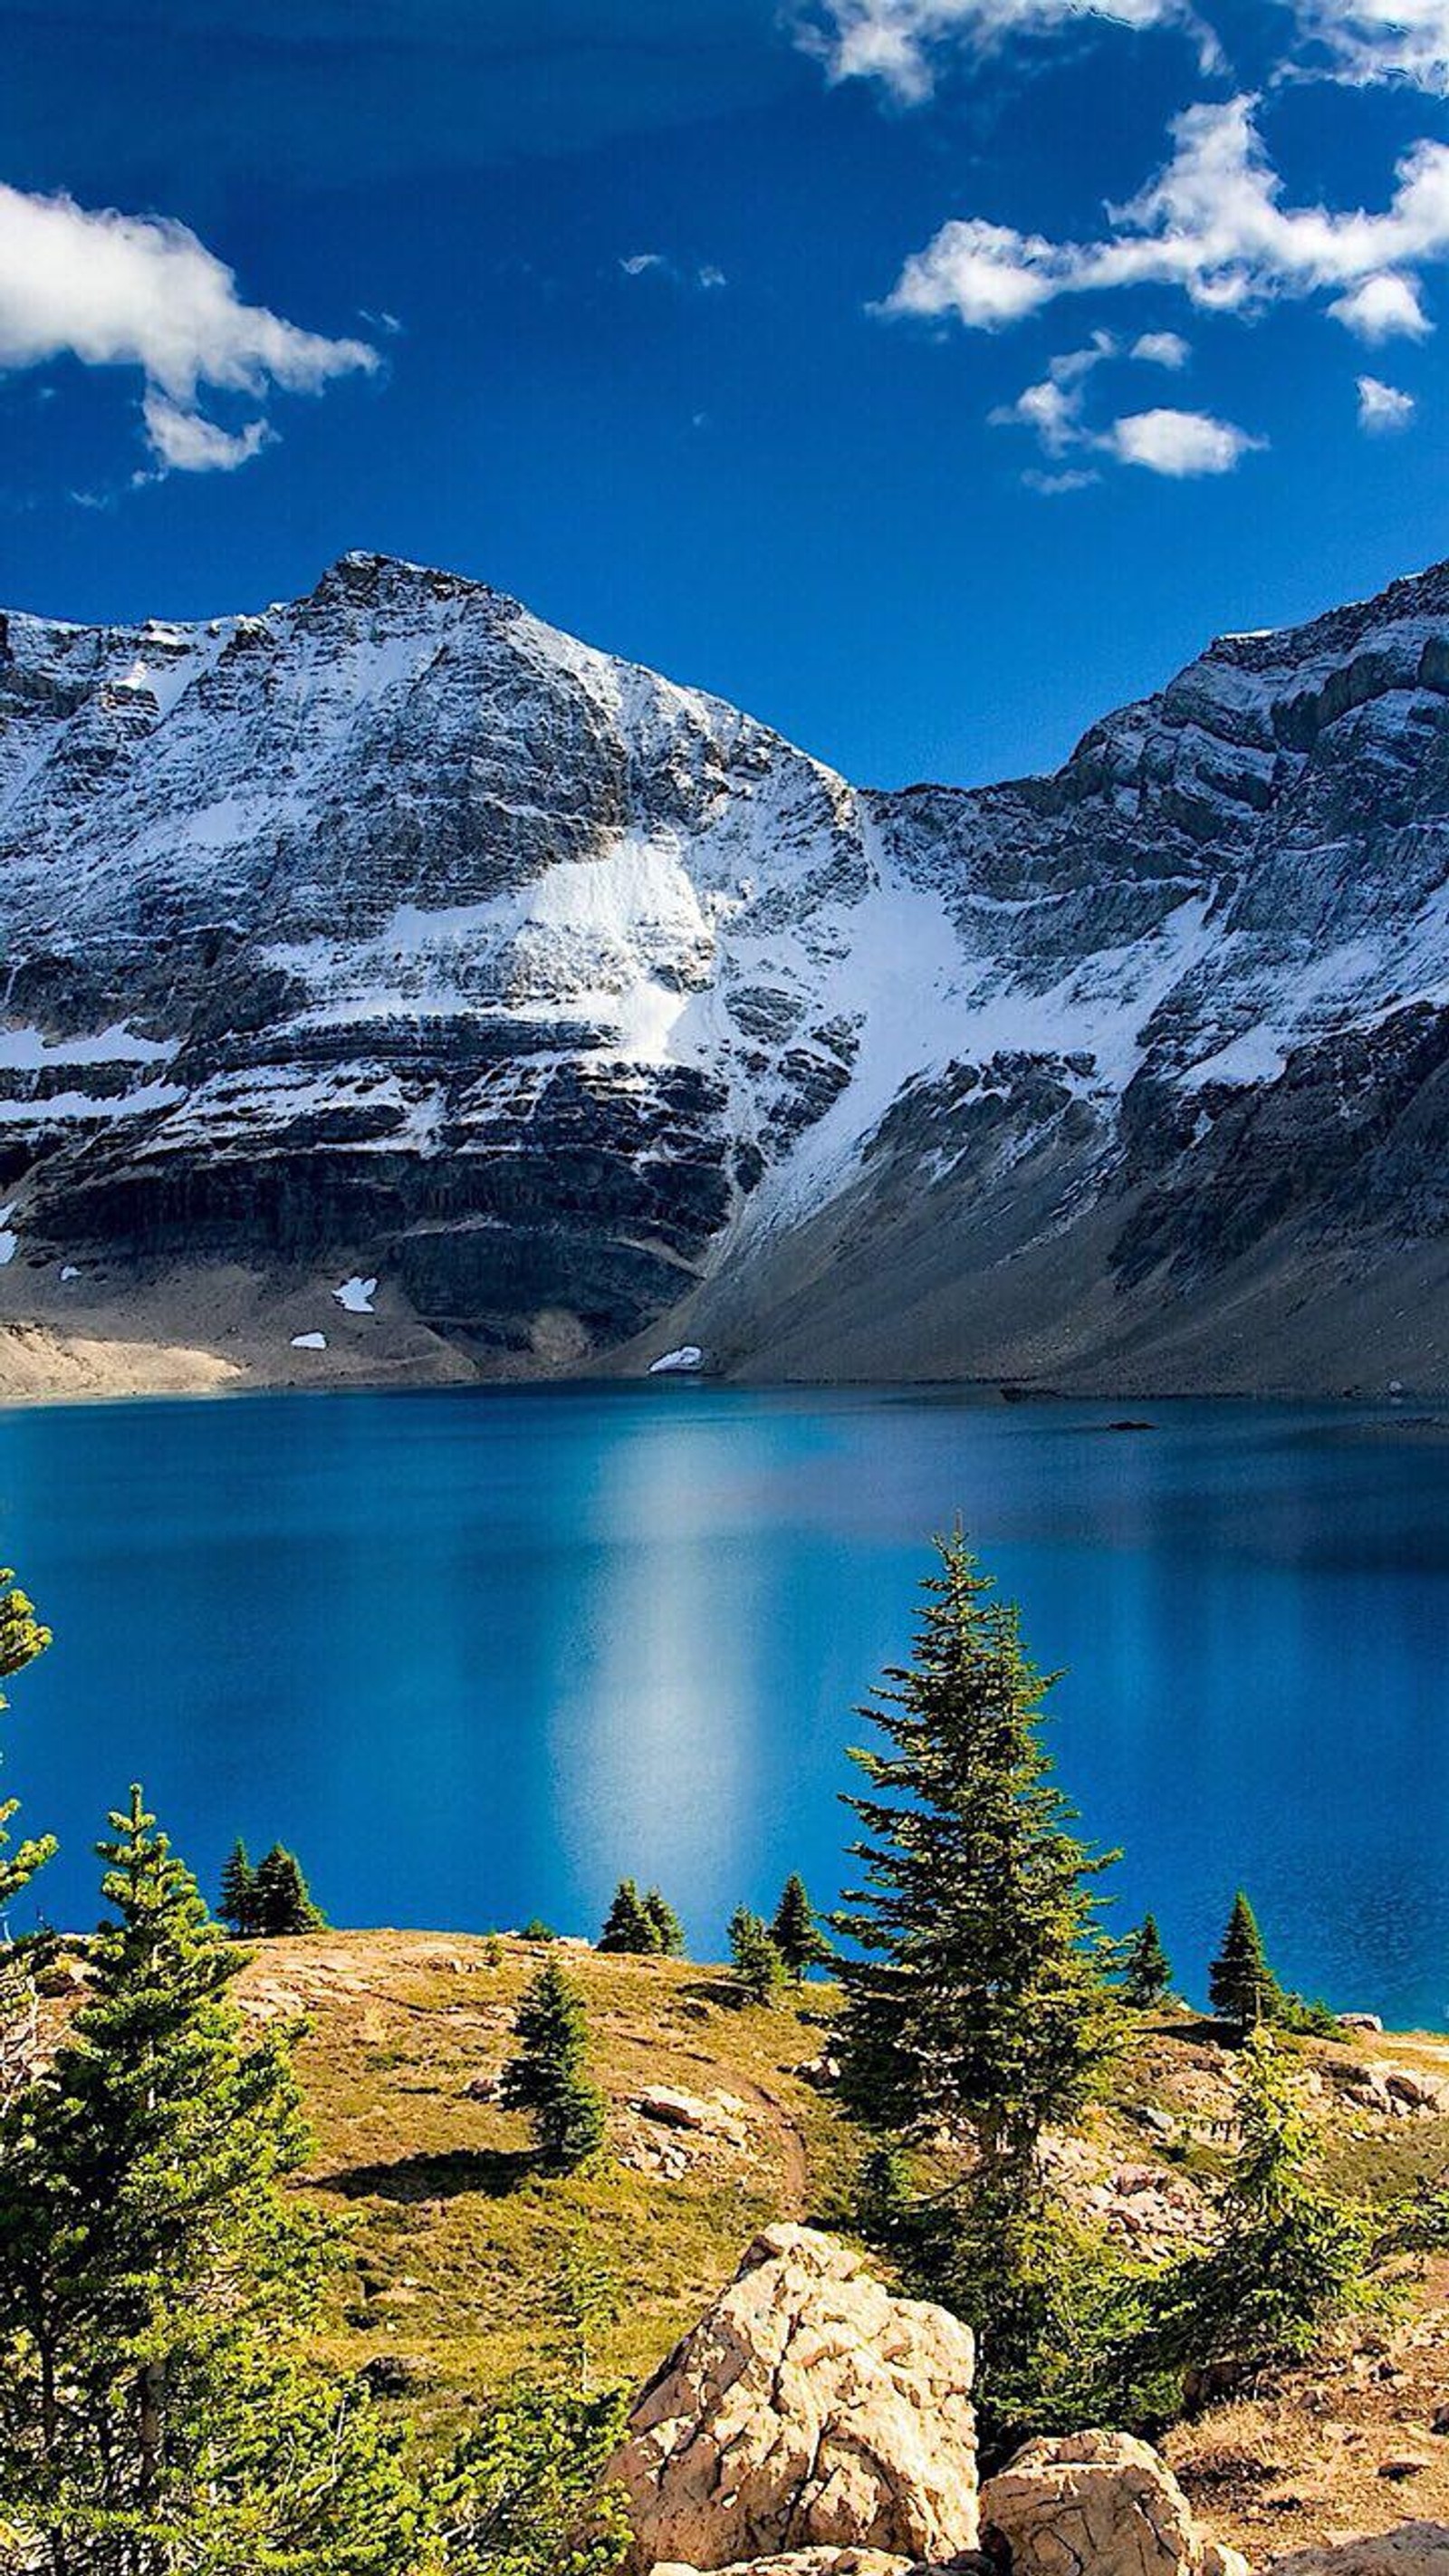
[237,1930,857,2414]
[230,1929,1449,2562]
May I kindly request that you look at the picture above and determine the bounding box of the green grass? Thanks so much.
[241,1936,1449,2436]
[242,1931,856,2423]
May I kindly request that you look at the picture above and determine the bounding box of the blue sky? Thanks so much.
[3,0,1449,785]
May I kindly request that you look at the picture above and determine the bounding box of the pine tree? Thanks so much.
[598,1878,658,1955]
[0,1568,55,2115]
[834,1533,1120,2167]
[0,1568,54,1920]
[854,2139,916,2253]
[0,1785,419,2571]
[548,2233,621,2392]
[1121,1913,1173,2011]
[253,1841,327,1936]
[1147,2031,1377,2391]
[642,1887,684,1956]
[1209,1892,1282,2035]
[499,1959,606,2171]
[727,1905,786,2007]
[217,1835,257,1937]
[771,1872,830,1981]
[438,2383,631,2576]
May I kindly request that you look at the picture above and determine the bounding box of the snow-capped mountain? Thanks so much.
[5,549,1449,1392]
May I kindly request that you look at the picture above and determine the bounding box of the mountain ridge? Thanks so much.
[5,547,1449,1397]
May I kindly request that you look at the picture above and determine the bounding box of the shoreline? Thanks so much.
[5,1237,1447,1411]
[2,1325,1446,1416]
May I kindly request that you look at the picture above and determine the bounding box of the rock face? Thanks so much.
[1268,2532,1449,2576]
[609,2224,977,2572]
[13,552,1449,1388]
[650,2556,922,2576]
[980,2431,1247,2576]
[1332,2062,1449,2119]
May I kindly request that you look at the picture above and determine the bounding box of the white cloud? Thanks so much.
[1293,0,1449,92]
[1357,370,1417,426]
[881,96,1449,345]
[1327,271,1431,338]
[0,182,377,476]
[992,374,1085,449]
[1052,329,1118,375]
[991,339,1259,483]
[139,393,273,475]
[794,0,1208,102]
[620,252,728,291]
[1023,464,1102,492]
[1101,406,1263,471]
[988,333,1116,451]
[797,0,1449,104]
[1132,328,1191,365]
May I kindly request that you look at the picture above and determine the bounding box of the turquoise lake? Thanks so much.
[1,1383,1447,2026]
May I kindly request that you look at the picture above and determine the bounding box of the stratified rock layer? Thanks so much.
[12,553,1449,1388]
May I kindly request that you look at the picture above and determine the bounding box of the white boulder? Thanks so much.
[611,2225,977,2572]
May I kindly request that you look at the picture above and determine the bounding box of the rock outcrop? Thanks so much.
[610,2225,977,2572]
[617,2085,753,2181]
[980,2431,1247,2576]
[1336,2063,1449,2119]
[1268,2531,1449,2576]
[650,2555,927,2575]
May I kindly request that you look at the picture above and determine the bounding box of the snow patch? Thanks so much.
[648,1345,704,1373]
[332,1275,378,1314]
[0,1205,15,1267]
[0,1024,177,1071]
[291,1331,328,1350]
[0,1082,185,1126]
[1181,1025,1291,1089]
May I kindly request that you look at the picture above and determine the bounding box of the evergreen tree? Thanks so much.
[771,1872,830,1981]
[1208,1892,1282,2035]
[936,2153,1162,2447]
[597,1878,657,1955]
[437,2383,630,2576]
[1146,2031,1377,2391]
[216,1836,257,1937]
[0,1568,55,2113]
[853,2139,917,2254]
[253,1841,327,1936]
[641,1887,684,1957]
[548,2235,621,2392]
[834,1533,1120,2167]
[1121,1913,1173,2012]
[727,1906,786,2007]
[499,1960,606,2172]
[0,1567,54,1920]
[0,1785,419,2571]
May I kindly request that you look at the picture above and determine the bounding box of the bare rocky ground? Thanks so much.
[9,1235,1449,1402]
[0,1263,480,1402]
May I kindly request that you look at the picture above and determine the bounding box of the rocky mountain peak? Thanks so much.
[4,550,1449,1395]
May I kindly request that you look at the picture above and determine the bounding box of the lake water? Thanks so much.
[1,1383,1447,2027]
